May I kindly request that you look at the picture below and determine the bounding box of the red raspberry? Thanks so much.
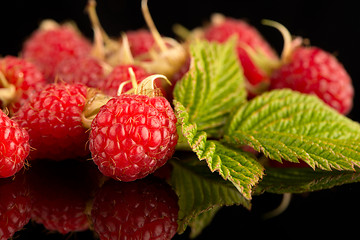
[0,56,46,113]
[55,56,106,89]
[125,29,155,57]
[0,173,31,240]
[203,15,278,96]
[22,22,92,82]
[270,46,354,114]
[101,64,149,96]
[28,160,96,234]
[91,177,179,240]
[14,82,89,160]
[0,110,30,178]
[89,94,178,181]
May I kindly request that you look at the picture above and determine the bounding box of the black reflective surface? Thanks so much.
[1,160,180,240]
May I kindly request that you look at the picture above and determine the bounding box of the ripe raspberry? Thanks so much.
[28,160,96,234]
[55,56,106,89]
[22,21,92,82]
[0,56,46,113]
[101,64,149,96]
[270,46,353,114]
[89,93,178,181]
[203,14,278,96]
[125,29,155,57]
[91,177,179,240]
[14,82,89,160]
[0,110,30,178]
[0,173,31,240]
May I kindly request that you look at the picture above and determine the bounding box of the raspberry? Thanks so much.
[14,82,89,160]
[203,14,278,96]
[0,110,30,178]
[0,56,46,113]
[0,173,31,240]
[90,177,179,240]
[101,64,149,96]
[22,21,92,82]
[270,47,353,115]
[89,93,178,181]
[28,160,96,234]
[125,29,155,57]
[55,56,106,89]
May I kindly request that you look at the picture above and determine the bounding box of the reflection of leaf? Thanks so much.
[173,38,246,137]
[224,89,360,171]
[174,100,264,200]
[188,206,221,239]
[256,167,360,194]
[170,157,250,234]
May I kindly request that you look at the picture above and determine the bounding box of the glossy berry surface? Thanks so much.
[15,82,89,160]
[0,110,30,178]
[91,178,179,240]
[270,47,354,114]
[89,94,178,181]
[22,25,92,82]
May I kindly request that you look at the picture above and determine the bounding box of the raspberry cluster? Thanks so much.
[0,0,355,238]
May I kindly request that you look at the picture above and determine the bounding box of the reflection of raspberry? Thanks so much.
[22,24,92,82]
[89,94,178,181]
[0,110,30,178]
[91,177,179,240]
[0,173,31,240]
[14,82,89,160]
[28,160,96,234]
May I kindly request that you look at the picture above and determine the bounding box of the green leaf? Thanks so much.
[174,100,264,200]
[224,89,360,171]
[170,157,250,234]
[256,167,360,194]
[173,38,246,137]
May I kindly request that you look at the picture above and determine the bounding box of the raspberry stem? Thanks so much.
[135,0,187,79]
[81,88,112,129]
[87,0,122,65]
[137,74,170,97]
[262,19,303,64]
[0,71,16,108]
[119,34,135,65]
[141,0,167,52]
[125,67,170,97]
[39,19,60,31]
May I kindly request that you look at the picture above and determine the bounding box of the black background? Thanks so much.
[1,0,360,239]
